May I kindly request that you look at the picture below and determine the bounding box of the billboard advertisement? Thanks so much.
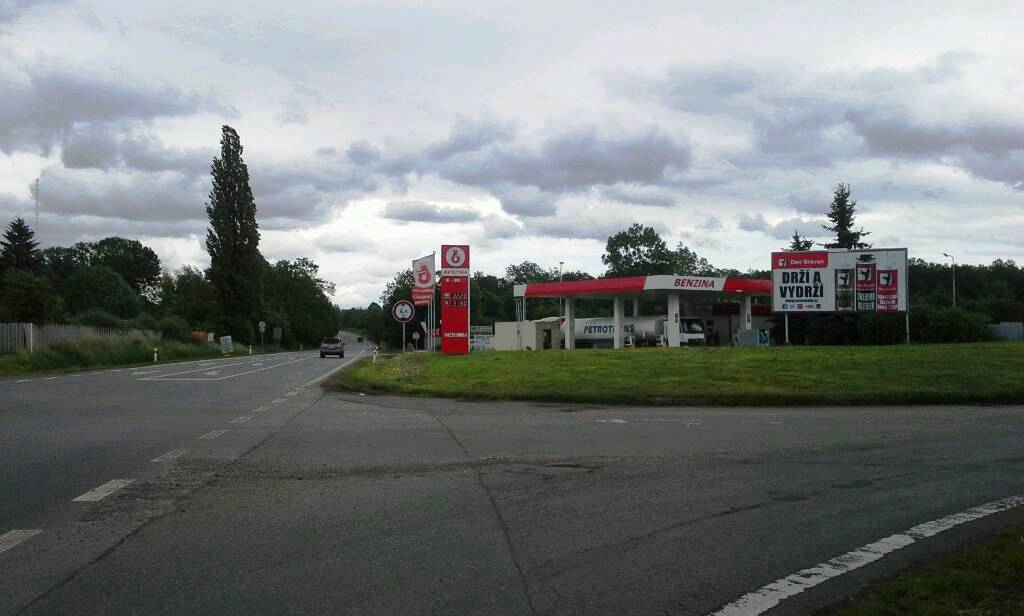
[771,248,908,313]
[411,253,435,306]
[440,245,470,354]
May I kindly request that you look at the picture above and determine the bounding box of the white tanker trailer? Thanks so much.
[563,316,706,348]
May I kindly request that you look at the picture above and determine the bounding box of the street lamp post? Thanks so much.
[942,253,957,308]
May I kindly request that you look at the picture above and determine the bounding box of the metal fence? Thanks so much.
[0,323,162,354]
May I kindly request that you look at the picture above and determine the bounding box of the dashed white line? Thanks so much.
[595,419,628,424]
[229,415,253,424]
[132,370,160,376]
[72,479,135,502]
[0,529,42,554]
[252,405,269,413]
[44,376,58,380]
[16,379,32,383]
[284,391,299,397]
[198,429,228,440]
[151,449,187,463]
[708,493,1024,616]
[272,398,287,405]
[203,371,220,376]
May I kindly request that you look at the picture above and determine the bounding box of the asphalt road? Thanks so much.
[2,345,1023,615]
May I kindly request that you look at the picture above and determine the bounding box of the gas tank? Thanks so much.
[564,316,666,342]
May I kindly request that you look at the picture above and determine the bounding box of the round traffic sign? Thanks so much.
[412,332,421,340]
[392,300,415,323]
[258,320,266,332]
[445,245,466,267]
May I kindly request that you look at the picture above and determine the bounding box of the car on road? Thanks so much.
[320,337,345,358]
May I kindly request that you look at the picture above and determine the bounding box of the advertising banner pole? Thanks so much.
[784,313,790,345]
[402,322,406,353]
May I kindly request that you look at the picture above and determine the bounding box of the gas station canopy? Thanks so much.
[513,274,772,300]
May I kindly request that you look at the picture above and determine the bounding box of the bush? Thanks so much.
[75,309,124,329]
[912,305,992,343]
[63,266,141,318]
[24,338,219,371]
[157,316,192,342]
[857,313,907,345]
[217,314,254,344]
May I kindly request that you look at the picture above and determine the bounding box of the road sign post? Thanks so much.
[258,320,266,351]
[392,300,415,353]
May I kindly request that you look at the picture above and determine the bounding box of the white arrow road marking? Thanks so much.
[151,449,187,463]
[709,494,1024,616]
[72,479,135,502]
[0,529,42,554]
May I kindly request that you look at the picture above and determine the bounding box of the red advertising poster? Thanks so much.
[876,269,898,312]
[855,263,877,311]
[771,251,829,269]
[440,245,470,354]
[411,254,435,306]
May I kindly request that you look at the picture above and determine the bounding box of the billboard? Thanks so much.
[771,248,908,313]
[440,245,470,354]
[411,253,435,306]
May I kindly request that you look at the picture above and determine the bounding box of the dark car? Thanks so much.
[320,337,345,358]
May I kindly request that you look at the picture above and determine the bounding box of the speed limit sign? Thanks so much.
[392,300,415,323]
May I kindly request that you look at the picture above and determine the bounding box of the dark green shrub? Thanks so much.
[75,309,125,329]
[63,266,141,318]
[157,316,192,342]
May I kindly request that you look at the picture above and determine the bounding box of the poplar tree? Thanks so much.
[205,126,263,337]
[822,183,871,249]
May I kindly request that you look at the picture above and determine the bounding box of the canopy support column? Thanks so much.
[565,297,576,351]
[742,295,752,330]
[666,294,681,348]
[613,297,624,349]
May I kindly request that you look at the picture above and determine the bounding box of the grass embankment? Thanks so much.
[0,338,222,375]
[338,343,1024,406]
[821,524,1024,615]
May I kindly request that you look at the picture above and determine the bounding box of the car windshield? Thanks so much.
[323,338,341,344]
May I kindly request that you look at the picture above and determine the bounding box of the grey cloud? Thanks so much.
[62,125,211,174]
[786,189,829,214]
[437,127,691,192]
[39,166,207,223]
[0,62,231,153]
[478,215,522,239]
[382,200,480,223]
[426,115,516,160]
[524,216,669,241]
[493,185,557,217]
[700,216,723,232]
[276,107,308,126]
[346,140,380,165]
[315,233,377,254]
[602,183,677,208]
[737,213,821,240]
[0,0,66,22]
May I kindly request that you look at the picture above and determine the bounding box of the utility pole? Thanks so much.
[942,253,957,308]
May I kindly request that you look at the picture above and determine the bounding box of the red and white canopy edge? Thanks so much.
[513,274,772,299]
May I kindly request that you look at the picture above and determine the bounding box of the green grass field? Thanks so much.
[821,523,1024,615]
[0,338,224,375]
[338,343,1024,406]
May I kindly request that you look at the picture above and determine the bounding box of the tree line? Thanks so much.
[344,183,1022,347]
[0,126,341,347]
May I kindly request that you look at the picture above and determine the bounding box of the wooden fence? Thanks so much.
[0,323,162,354]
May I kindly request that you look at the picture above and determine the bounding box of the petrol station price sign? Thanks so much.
[440,244,470,354]
[771,248,908,313]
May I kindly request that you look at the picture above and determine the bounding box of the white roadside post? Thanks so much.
[565,296,576,350]
[742,295,753,330]
[153,347,158,363]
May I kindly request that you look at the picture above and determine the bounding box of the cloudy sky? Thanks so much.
[2,1,1022,306]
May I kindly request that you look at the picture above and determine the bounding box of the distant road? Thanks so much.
[2,349,1023,615]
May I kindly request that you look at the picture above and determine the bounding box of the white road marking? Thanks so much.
[640,418,703,426]
[132,370,160,376]
[709,493,1024,616]
[272,398,287,404]
[143,356,316,381]
[151,449,188,463]
[44,376,57,380]
[229,415,253,424]
[252,405,269,413]
[198,429,227,440]
[767,420,784,425]
[16,379,32,383]
[203,371,220,376]
[250,362,263,366]
[72,479,135,502]
[300,350,366,388]
[595,419,628,424]
[0,529,42,554]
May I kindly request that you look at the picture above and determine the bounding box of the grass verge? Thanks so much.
[820,524,1024,615]
[338,342,1024,406]
[0,338,223,375]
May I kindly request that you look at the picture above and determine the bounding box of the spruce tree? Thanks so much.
[821,183,871,249]
[786,229,814,251]
[0,217,43,273]
[205,126,263,336]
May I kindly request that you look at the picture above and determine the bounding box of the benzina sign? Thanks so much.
[440,244,471,354]
[771,248,908,313]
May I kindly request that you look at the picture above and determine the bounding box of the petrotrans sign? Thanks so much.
[771,248,908,313]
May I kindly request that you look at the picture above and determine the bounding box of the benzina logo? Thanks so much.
[674,278,716,288]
